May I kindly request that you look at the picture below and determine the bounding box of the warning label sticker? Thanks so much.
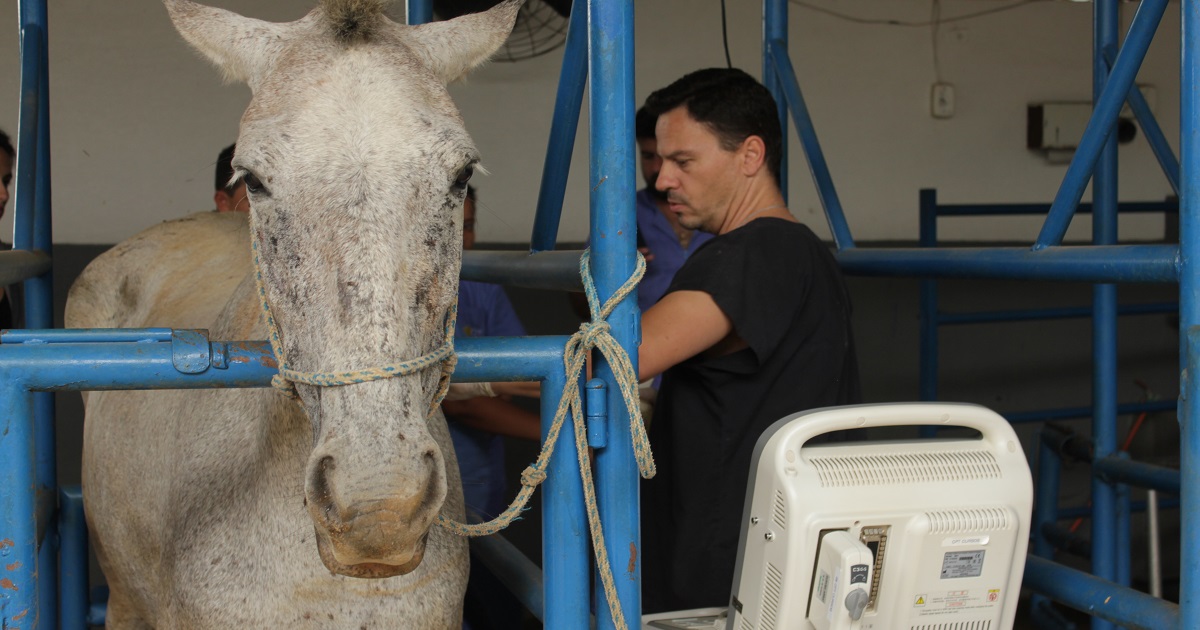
[911,588,1002,618]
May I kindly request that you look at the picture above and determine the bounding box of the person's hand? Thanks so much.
[639,245,655,263]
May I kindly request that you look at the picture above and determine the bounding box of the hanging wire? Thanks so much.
[788,0,1049,28]
[720,0,733,69]
[931,0,943,84]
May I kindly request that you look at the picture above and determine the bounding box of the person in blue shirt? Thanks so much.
[442,186,539,630]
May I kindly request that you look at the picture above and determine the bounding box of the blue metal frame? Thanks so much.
[5,0,1200,628]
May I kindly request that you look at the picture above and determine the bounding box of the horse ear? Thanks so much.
[404,0,523,84]
[163,0,292,87]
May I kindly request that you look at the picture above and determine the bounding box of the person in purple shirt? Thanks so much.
[442,186,539,630]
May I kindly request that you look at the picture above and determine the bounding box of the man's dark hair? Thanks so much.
[215,143,236,193]
[644,68,783,184]
[635,106,657,140]
[0,129,13,160]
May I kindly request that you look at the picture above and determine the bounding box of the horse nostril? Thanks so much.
[310,455,335,503]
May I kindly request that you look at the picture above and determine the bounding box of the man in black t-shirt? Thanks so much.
[636,69,861,613]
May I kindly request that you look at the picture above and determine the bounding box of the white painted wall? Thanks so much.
[0,1,1183,244]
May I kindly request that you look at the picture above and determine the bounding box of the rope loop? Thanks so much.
[438,248,655,630]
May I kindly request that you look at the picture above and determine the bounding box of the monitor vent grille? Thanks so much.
[773,490,787,530]
[760,562,783,630]
[810,450,1001,487]
[926,507,1012,533]
[910,621,991,629]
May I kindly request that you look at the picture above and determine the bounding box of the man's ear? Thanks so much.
[738,135,768,178]
[214,190,230,213]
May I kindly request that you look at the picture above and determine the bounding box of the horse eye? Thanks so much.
[243,172,268,196]
[453,165,474,189]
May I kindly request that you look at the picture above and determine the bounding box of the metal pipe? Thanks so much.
[1182,0,1200,619]
[405,0,431,25]
[1024,556,1179,630]
[588,0,641,626]
[13,24,40,253]
[530,0,587,253]
[1094,455,1180,494]
[462,250,584,291]
[837,244,1179,283]
[541,367,589,627]
[469,534,545,622]
[1035,0,1170,250]
[767,44,855,250]
[919,189,938,406]
[1148,489,1162,598]
[0,378,37,628]
[1102,47,1181,196]
[933,199,1176,217]
[1035,437,1063,560]
[939,302,1177,325]
[763,0,788,201]
[58,486,87,630]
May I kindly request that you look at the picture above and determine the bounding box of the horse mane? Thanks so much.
[321,0,390,42]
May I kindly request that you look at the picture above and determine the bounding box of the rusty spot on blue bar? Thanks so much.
[627,542,637,574]
[5,561,19,571]
[1,576,18,590]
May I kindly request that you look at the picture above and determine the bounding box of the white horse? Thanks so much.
[64,1,520,626]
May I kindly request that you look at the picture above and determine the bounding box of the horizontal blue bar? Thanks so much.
[938,302,1177,325]
[1024,555,1178,629]
[1004,399,1176,424]
[1094,455,1180,494]
[2,328,174,344]
[934,200,1176,217]
[1056,497,1179,519]
[837,245,1179,283]
[0,334,571,391]
[462,250,584,292]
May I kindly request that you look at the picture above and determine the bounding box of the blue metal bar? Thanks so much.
[462,250,584,291]
[469,534,545,622]
[1100,48,1182,197]
[13,24,40,252]
[1090,9,1121,625]
[1094,455,1180,494]
[938,302,1177,325]
[1003,399,1176,424]
[0,377,36,628]
[2,328,174,344]
[541,367,589,628]
[933,199,1176,217]
[1024,555,1179,629]
[767,44,855,250]
[530,0,587,253]
[763,0,788,201]
[588,0,639,626]
[59,486,87,630]
[405,0,431,26]
[1057,498,1181,520]
[1031,437,1064,630]
[1116,462,1132,588]
[837,245,1179,283]
[1035,0,1170,250]
[1183,2,1200,626]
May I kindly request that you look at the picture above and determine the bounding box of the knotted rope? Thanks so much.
[437,249,656,630]
[251,240,458,415]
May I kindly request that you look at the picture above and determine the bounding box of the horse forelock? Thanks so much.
[321,0,391,42]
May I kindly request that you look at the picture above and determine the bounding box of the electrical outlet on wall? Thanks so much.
[931,82,955,119]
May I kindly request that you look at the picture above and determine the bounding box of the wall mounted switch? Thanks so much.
[931,83,955,119]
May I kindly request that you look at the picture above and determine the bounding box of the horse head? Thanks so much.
[164,0,520,578]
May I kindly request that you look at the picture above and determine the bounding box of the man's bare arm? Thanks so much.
[638,289,733,381]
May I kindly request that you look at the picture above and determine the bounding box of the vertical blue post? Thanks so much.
[530,0,588,253]
[541,369,590,628]
[1180,2,1200,627]
[17,3,57,628]
[0,378,36,629]
[588,0,640,627]
[1090,7,1119,628]
[406,0,432,25]
[1115,455,1132,588]
[59,487,88,630]
[763,0,788,202]
[1032,436,1067,628]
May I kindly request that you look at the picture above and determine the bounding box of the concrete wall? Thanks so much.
[0,0,1183,245]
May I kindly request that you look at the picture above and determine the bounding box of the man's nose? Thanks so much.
[655,164,676,191]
